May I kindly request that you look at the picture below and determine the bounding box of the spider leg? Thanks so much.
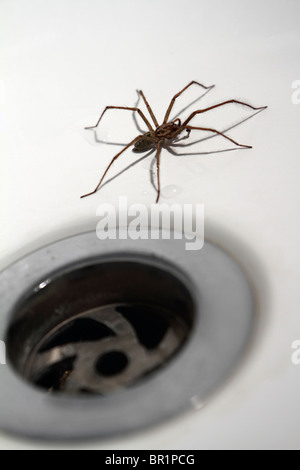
[138,90,159,128]
[80,136,140,199]
[155,141,163,203]
[182,100,267,127]
[184,126,252,148]
[163,80,215,124]
[85,106,154,132]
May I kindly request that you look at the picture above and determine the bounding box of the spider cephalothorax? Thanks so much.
[82,81,267,202]
[133,121,182,153]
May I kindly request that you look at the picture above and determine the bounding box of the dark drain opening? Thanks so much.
[39,318,116,352]
[116,305,169,349]
[7,256,195,395]
[96,351,129,376]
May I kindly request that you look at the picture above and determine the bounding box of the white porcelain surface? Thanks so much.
[0,0,300,450]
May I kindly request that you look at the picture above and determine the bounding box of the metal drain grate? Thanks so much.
[7,258,194,395]
[25,303,188,394]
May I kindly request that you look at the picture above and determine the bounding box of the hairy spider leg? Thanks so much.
[138,90,159,128]
[181,100,268,128]
[163,80,215,124]
[80,136,140,198]
[155,141,163,203]
[85,106,154,132]
[184,126,252,148]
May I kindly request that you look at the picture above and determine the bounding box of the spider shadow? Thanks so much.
[98,144,242,196]
[99,147,157,191]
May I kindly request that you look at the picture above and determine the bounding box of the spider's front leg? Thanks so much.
[85,106,154,132]
[163,80,215,124]
[182,100,267,127]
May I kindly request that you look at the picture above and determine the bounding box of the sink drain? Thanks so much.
[0,230,254,440]
[8,260,192,395]
[25,304,188,394]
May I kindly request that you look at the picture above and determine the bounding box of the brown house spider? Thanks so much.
[81,81,267,202]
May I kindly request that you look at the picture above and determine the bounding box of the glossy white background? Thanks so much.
[0,0,300,449]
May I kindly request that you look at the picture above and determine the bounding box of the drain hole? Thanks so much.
[96,351,129,376]
[116,305,169,349]
[39,318,115,353]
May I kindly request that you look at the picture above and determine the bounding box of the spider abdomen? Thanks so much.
[133,132,157,152]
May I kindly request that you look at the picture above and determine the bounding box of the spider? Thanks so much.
[81,81,267,202]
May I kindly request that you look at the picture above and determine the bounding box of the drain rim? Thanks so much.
[0,230,254,440]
